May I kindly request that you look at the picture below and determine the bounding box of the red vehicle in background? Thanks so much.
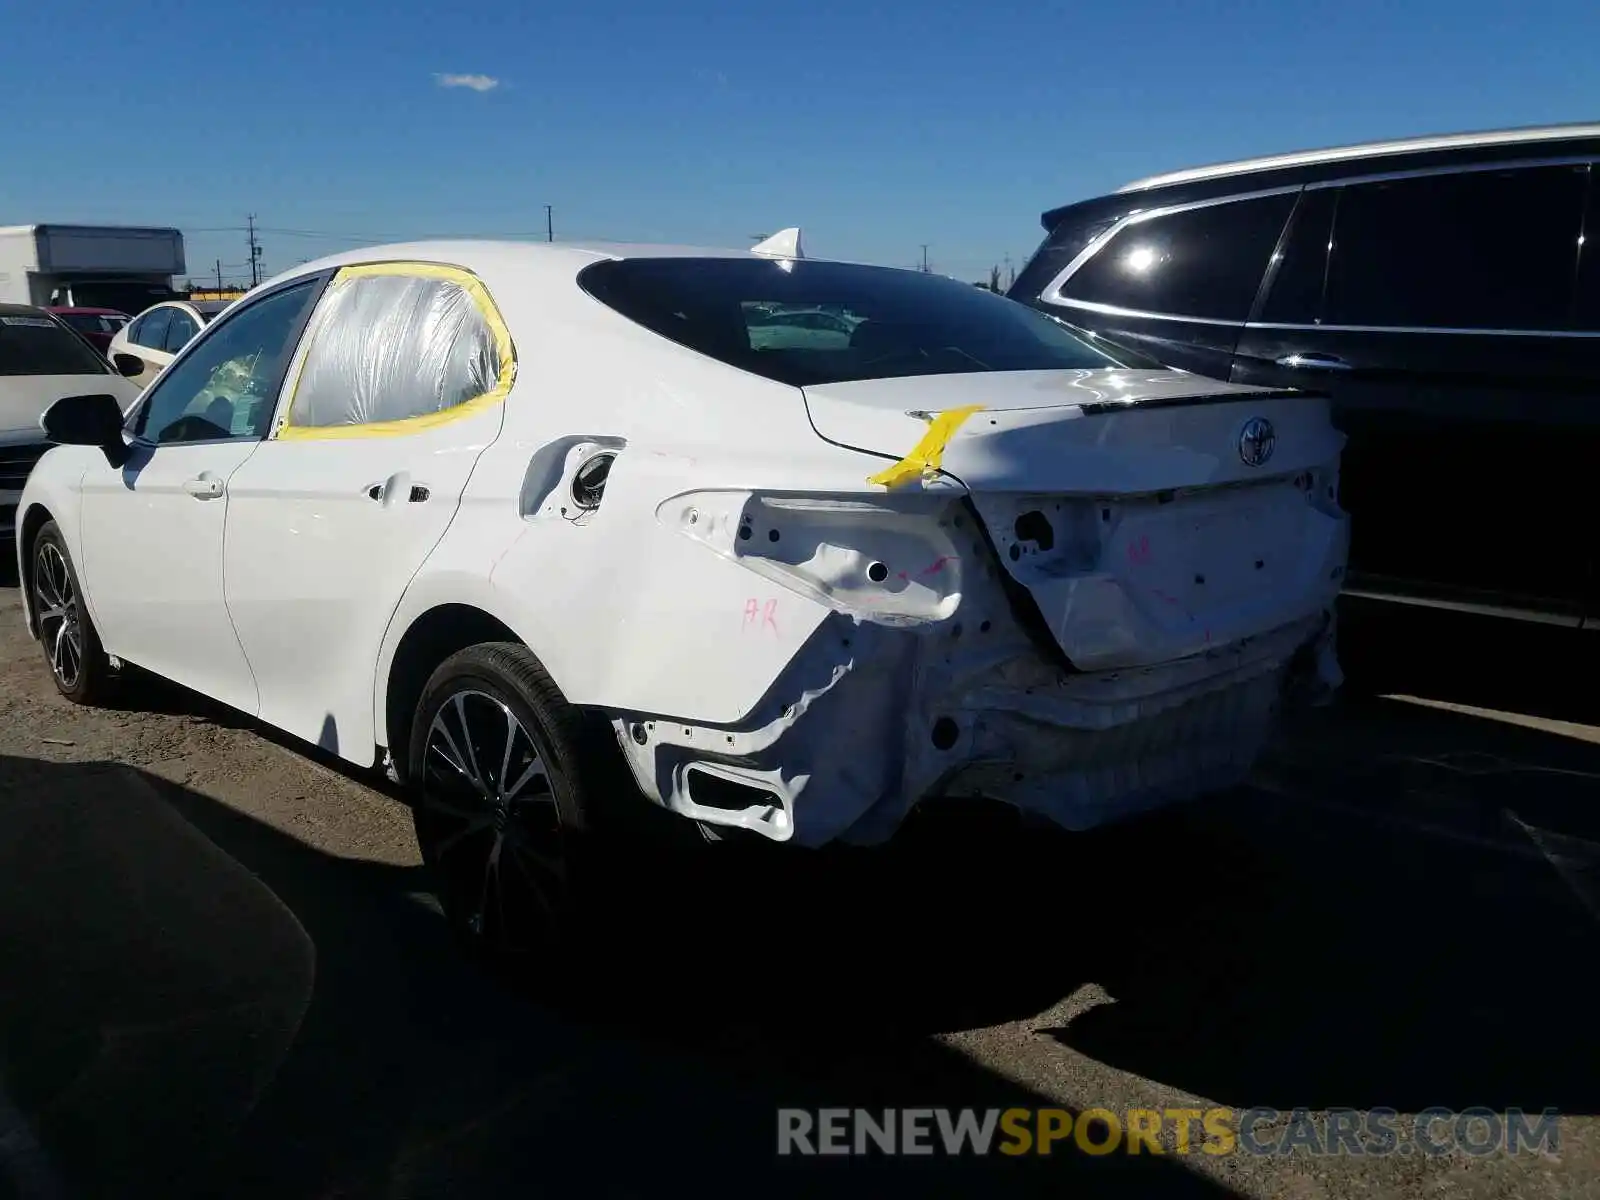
[45,307,129,356]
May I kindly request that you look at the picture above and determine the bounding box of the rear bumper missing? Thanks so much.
[610,585,1340,848]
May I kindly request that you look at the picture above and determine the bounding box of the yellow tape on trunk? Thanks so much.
[866,404,985,488]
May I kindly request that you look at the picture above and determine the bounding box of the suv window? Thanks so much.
[132,280,319,445]
[0,312,110,376]
[579,257,1155,387]
[1256,188,1337,325]
[134,307,172,350]
[1562,171,1600,332]
[1056,192,1296,322]
[1322,164,1587,330]
[286,271,505,428]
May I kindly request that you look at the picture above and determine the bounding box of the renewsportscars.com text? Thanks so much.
[777,1107,1561,1158]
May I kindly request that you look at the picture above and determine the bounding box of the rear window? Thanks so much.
[578,258,1151,387]
[0,314,110,377]
[59,313,125,335]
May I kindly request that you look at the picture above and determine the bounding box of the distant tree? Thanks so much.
[989,265,1002,292]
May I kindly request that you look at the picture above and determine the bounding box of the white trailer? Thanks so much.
[0,224,185,314]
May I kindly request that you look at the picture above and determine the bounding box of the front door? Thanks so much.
[77,276,327,714]
[222,261,515,763]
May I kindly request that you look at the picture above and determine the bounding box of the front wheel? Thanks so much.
[31,521,115,705]
[408,643,606,969]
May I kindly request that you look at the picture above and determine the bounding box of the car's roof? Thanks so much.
[140,298,211,314]
[255,238,816,292]
[46,306,127,316]
[1117,120,1600,192]
[0,302,62,320]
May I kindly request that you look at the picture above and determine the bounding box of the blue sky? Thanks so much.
[2,0,1596,285]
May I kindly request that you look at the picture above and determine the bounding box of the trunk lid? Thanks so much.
[802,369,1349,670]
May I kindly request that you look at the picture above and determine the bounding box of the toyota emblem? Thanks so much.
[1238,417,1276,467]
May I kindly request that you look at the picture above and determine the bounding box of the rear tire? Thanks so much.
[407,642,612,973]
[31,521,115,705]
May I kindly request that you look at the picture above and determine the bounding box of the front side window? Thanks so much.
[132,279,320,445]
[0,312,110,376]
[281,268,508,432]
[1056,192,1297,322]
[1321,164,1587,330]
[579,257,1155,387]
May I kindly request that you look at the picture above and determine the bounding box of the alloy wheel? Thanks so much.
[418,688,567,953]
[34,542,83,691]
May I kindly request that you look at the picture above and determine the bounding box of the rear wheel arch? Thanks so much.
[382,603,524,785]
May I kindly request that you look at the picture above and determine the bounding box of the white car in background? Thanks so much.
[105,298,234,389]
[16,231,1348,963]
[1,304,138,546]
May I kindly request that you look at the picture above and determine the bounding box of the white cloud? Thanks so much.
[434,73,499,92]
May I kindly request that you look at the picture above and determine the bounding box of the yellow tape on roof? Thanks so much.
[276,261,517,441]
[866,404,985,488]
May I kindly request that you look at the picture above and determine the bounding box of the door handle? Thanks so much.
[1275,353,1352,371]
[183,475,224,499]
[364,474,425,505]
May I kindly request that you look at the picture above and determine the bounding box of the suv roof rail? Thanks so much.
[1117,121,1600,193]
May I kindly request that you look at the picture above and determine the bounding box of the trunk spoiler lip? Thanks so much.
[1074,387,1324,416]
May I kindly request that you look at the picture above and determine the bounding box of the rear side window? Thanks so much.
[1321,164,1587,330]
[0,312,109,376]
[1055,192,1296,322]
[135,308,172,349]
[579,257,1156,387]
[284,269,507,429]
[59,313,124,336]
[164,310,199,352]
[1009,212,1123,303]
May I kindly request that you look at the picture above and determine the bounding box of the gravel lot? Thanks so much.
[0,569,1596,1200]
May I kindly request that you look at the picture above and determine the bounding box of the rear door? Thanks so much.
[222,261,516,763]
[1028,190,1297,379]
[124,306,174,387]
[1231,161,1595,618]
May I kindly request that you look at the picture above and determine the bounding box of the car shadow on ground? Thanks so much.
[4,591,1597,1197]
[1041,604,1600,1120]
[0,754,1239,1200]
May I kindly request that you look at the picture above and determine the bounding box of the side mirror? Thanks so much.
[112,353,143,377]
[41,393,131,468]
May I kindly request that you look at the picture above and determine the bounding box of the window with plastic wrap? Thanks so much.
[289,272,502,428]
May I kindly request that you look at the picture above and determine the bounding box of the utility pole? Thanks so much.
[545,205,553,242]
[919,244,930,273]
[1004,255,1015,289]
[247,214,262,287]
[215,259,222,290]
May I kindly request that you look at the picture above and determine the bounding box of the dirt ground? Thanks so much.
[0,571,1596,1200]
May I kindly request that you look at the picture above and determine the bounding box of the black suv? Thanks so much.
[1009,122,1600,628]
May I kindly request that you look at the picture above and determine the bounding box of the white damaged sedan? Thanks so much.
[18,232,1347,956]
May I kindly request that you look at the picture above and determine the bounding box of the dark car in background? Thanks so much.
[1009,122,1600,629]
[45,307,129,356]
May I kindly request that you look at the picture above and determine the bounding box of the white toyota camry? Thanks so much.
[18,231,1348,959]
